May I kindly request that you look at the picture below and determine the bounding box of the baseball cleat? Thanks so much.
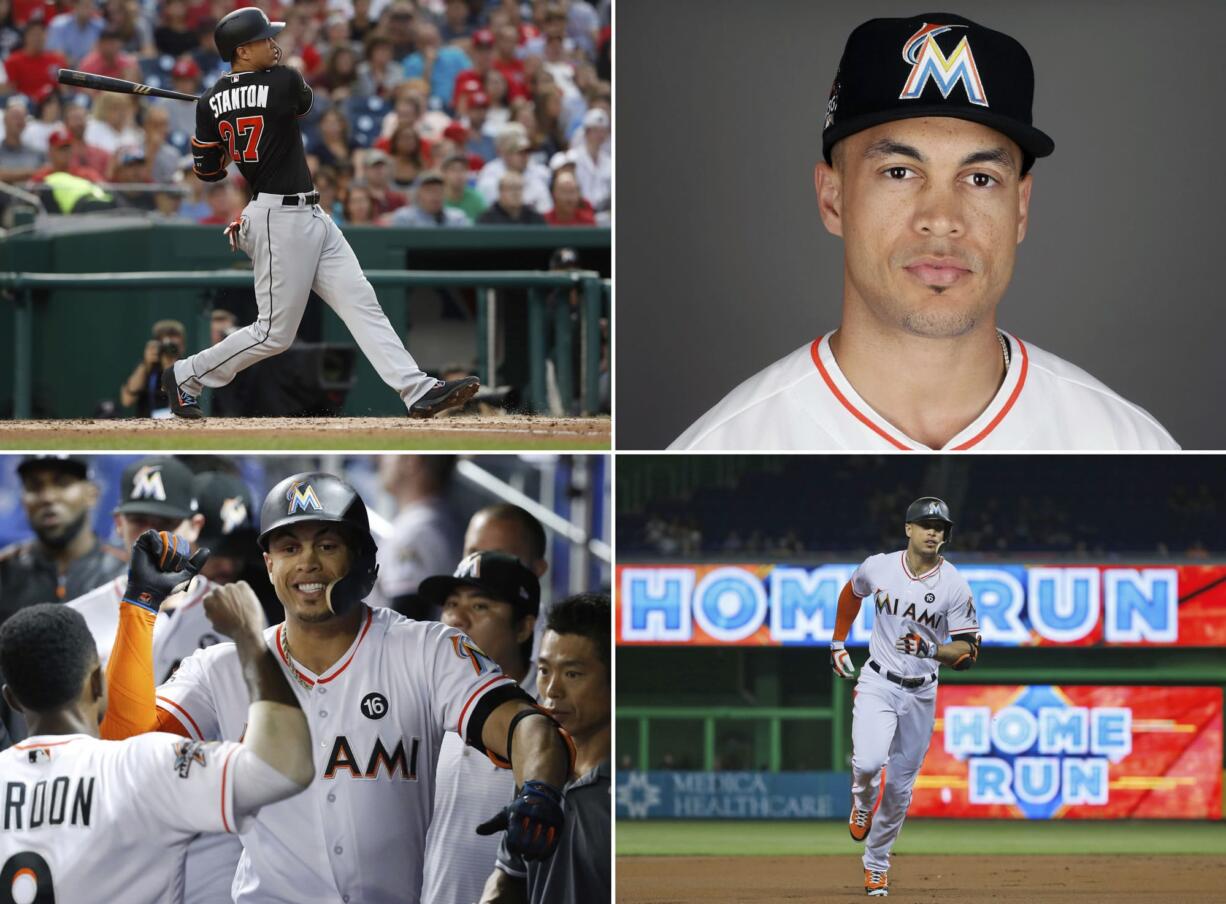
[849,806,873,842]
[864,869,888,896]
[408,377,480,419]
[162,366,204,419]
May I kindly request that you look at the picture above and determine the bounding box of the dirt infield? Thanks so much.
[0,415,610,450]
[617,854,1226,903]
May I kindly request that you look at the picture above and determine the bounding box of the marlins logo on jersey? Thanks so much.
[131,465,167,501]
[286,482,322,514]
[899,23,988,106]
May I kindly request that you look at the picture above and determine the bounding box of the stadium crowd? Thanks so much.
[0,0,611,225]
[620,456,1225,559]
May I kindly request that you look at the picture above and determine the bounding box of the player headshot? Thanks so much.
[670,12,1178,451]
[829,496,980,897]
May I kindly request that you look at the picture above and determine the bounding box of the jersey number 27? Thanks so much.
[218,115,264,163]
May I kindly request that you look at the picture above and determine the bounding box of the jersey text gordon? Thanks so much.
[3,776,95,830]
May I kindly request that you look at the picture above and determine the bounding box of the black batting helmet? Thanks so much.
[214,7,285,63]
[258,472,378,613]
[905,496,953,543]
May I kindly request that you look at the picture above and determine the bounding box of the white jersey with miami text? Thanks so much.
[670,331,1178,451]
[0,732,244,904]
[155,604,519,904]
[851,552,979,679]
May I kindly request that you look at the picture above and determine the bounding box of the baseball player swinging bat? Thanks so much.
[57,68,199,102]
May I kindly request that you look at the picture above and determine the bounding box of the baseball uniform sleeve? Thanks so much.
[946,575,979,636]
[425,623,522,749]
[116,733,248,835]
[155,646,224,741]
[850,556,877,599]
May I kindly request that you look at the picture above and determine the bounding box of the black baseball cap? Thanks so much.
[822,13,1054,172]
[193,471,255,552]
[114,456,196,520]
[17,455,91,481]
[418,551,541,617]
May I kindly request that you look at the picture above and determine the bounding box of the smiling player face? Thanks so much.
[818,116,1033,339]
[263,523,353,623]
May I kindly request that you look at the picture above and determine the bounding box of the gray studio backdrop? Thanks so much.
[616,0,1226,449]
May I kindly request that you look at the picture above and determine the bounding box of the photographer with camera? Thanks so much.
[120,319,187,418]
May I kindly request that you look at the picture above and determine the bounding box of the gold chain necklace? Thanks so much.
[998,331,1011,369]
[279,626,315,691]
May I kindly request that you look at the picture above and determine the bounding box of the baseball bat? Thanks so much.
[57,68,200,102]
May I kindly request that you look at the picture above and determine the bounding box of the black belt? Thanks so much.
[255,191,319,206]
[869,660,933,689]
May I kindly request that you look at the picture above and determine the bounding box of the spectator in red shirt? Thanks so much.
[544,169,594,226]
[197,180,242,225]
[359,147,408,217]
[77,27,140,82]
[62,100,111,174]
[492,24,530,101]
[29,126,105,182]
[3,16,67,101]
[451,27,495,113]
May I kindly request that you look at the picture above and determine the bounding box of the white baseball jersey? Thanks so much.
[670,331,1178,451]
[420,669,537,904]
[156,605,520,904]
[68,575,227,683]
[0,732,244,904]
[369,498,463,608]
[851,551,978,679]
[67,575,242,904]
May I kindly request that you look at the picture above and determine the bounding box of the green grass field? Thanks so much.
[0,432,609,451]
[617,818,1226,857]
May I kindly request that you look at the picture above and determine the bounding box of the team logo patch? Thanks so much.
[450,634,497,676]
[130,465,167,501]
[360,691,389,720]
[287,482,323,514]
[925,592,936,604]
[824,75,841,130]
[219,496,248,534]
[26,747,50,764]
[455,552,481,578]
[899,23,988,107]
[173,739,208,778]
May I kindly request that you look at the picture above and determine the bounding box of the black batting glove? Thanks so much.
[122,530,210,614]
[475,780,565,860]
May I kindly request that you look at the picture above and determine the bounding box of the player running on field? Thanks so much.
[102,471,572,904]
[0,533,314,904]
[166,7,479,421]
[829,497,981,897]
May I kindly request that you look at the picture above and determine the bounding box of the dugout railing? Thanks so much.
[0,269,607,419]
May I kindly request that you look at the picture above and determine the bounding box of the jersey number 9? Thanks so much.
[2,852,55,903]
[218,115,265,163]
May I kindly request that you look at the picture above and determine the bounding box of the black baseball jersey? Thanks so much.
[195,65,313,196]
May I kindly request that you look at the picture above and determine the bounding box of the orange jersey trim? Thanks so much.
[456,675,515,736]
[809,337,909,450]
[951,336,1029,450]
[191,136,221,147]
[273,607,375,688]
[900,551,942,581]
[220,744,238,833]
[156,696,202,739]
[13,737,85,750]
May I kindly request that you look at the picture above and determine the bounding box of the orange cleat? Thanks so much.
[864,868,888,896]
[848,806,872,842]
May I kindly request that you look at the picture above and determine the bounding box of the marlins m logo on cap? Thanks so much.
[286,482,322,514]
[131,465,167,501]
[219,496,248,534]
[899,23,988,107]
